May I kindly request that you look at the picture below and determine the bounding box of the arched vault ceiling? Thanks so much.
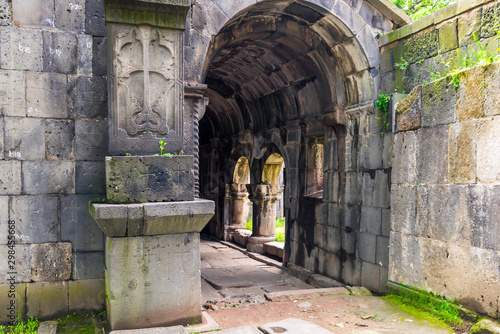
[201,2,379,140]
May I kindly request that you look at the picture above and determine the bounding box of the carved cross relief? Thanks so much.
[110,24,183,154]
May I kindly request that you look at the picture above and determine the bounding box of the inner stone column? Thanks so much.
[246,184,284,253]
[226,183,250,241]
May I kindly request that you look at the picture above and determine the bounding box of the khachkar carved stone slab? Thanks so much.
[108,23,184,155]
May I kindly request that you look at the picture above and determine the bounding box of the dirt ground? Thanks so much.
[205,291,454,334]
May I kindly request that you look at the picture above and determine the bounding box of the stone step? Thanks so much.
[110,326,187,334]
[216,325,263,334]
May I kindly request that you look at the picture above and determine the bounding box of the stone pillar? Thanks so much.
[246,184,284,253]
[90,1,215,331]
[226,183,250,241]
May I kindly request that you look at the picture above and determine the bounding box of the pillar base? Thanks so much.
[247,236,275,253]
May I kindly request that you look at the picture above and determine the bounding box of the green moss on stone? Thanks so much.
[480,3,500,39]
[403,29,439,64]
[438,20,458,54]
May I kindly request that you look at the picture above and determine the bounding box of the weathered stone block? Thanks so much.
[402,29,438,64]
[388,232,422,285]
[92,37,107,77]
[106,233,202,330]
[69,279,105,312]
[327,203,340,227]
[421,77,456,127]
[30,243,72,282]
[448,121,476,184]
[74,120,108,160]
[0,27,43,71]
[458,8,481,47]
[55,0,85,32]
[426,185,468,243]
[89,204,128,237]
[12,0,54,28]
[0,160,21,195]
[360,261,381,292]
[85,0,106,36]
[4,117,45,160]
[317,248,341,279]
[456,66,484,121]
[45,120,75,160]
[106,156,195,203]
[73,252,104,280]
[484,62,500,117]
[0,0,10,27]
[192,0,229,37]
[77,35,93,75]
[374,170,390,208]
[476,117,500,183]
[360,133,383,169]
[358,232,376,264]
[324,226,340,253]
[0,283,26,324]
[376,235,389,267]
[10,196,59,243]
[341,258,361,286]
[0,244,31,283]
[467,185,499,250]
[76,161,105,194]
[417,126,448,184]
[0,196,8,243]
[392,131,417,184]
[360,206,381,235]
[396,86,421,132]
[438,20,458,54]
[391,184,416,235]
[0,70,25,117]
[26,71,68,119]
[26,281,69,319]
[314,223,325,249]
[22,161,75,195]
[480,2,500,39]
[43,31,78,74]
[61,194,105,251]
[381,208,391,237]
[382,133,393,168]
[71,76,107,119]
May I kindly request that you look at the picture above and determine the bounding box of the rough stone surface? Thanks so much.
[0,27,43,71]
[26,281,69,319]
[448,121,476,184]
[74,120,108,160]
[30,243,72,282]
[0,0,10,26]
[106,233,202,330]
[45,120,75,160]
[61,194,105,251]
[71,76,107,119]
[75,161,105,194]
[417,126,448,184]
[476,117,500,183]
[4,117,45,160]
[73,252,104,280]
[105,156,195,203]
[392,131,417,184]
[456,66,485,121]
[43,31,78,74]
[402,29,438,64]
[12,0,54,28]
[22,161,75,194]
[55,0,85,32]
[0,160,22,195]
[0,70,26,116]
[421,77,456,127]
[484,62,500,117]
[395,85,421,132]
[438,20,458,54]
[36,321,58,334]
[0,244,31,283]
[85,0,106,36]
[68,278,105,312]
[26,71,69,118]
[10,196,59,243]
[0,283,26,323]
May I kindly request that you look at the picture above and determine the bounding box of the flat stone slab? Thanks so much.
[90,199,214,237]
[217,326,263,334]
[110,326,187,334]
[37,321,57,334]
[264,287,349,302]
[259,318,333,334]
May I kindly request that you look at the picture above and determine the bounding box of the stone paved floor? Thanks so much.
[200,236,314,303]
[198,236,455,334]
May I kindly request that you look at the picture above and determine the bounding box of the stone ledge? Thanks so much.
[90,199,214,237]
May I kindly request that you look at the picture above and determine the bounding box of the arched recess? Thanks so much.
[234,156,251,185]
[194,0,409,291]
[262,153,284,185]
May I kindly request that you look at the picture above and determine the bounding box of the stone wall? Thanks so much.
[0,0,107,322]
[389,62,500,317]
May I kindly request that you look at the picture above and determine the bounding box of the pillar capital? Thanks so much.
[247,184,284,201]
[104,0,190,30]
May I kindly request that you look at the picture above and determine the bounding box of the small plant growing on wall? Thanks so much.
[154,139,184,156]
[376,94,392,137]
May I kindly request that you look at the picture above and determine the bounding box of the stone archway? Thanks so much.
[193,0,409,292]
[225,156,252,241]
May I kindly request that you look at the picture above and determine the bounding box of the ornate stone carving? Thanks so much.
[109,24,184,155]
